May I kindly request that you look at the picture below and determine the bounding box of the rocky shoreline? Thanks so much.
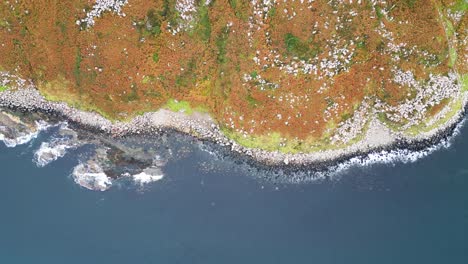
[1,87,468,169]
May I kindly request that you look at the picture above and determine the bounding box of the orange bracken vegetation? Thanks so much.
[0,0,465,143]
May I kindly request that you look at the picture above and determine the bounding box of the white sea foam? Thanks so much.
[327,117,466,178]
[0,120,50,148]
[132,169,164,185]
[131,155,166,186]
[331,147,441,176]
[33,141,71,167]
[72,162,112,191]
[267,117,468,184]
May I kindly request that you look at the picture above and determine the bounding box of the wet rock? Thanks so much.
[72,161,112,191]
[0,111,49,147]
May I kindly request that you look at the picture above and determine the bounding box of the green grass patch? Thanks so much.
[146,9,162,36]
[228,0,249,20]
[216,26,230,64]
[123,83,139,102]
[165,99,207,114]
[0,19,9,29]
[142,75,157,84]
[444,18,455,38]
[448,47,457,68]
[404,0,417,9]
[55,21,67,34]
[166,99,193,113]
[159,0,179,29]
[39,77,117,121]
[405,98,463,136]
[152,52,159,63]
[143,88,162,98]
[136,2,179,37]
[221,129,284,152]
[377,112,404,132]
[452,0,468,12]
[135,9,162,37]
[194,5,211,42]
[461,74,468,92]
[246,94,260,107]
[418,50,443,67]
[356,39,367,49]
[268,6,277,18]
[375,6,384,20]
[0,85,9,92]
[73,48,82,87]
[175,58,197,88]
[284,33,320,61]
[221,120,370,154]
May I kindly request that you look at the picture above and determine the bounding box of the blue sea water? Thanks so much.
[1,125,468,263]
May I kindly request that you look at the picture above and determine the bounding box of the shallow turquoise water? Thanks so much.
[0,127,468,263]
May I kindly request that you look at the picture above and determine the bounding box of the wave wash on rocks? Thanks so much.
[0,0,466,167]
[0,75,467,168]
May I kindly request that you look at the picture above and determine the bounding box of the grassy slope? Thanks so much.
[0,0,466,153]
[402,0,467,136]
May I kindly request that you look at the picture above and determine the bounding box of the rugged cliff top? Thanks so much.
[0,0,466,153]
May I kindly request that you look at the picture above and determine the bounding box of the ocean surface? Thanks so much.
[1,119,468,263]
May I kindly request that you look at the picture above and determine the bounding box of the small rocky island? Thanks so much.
[0,0,467,168]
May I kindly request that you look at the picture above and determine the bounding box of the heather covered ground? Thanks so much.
[0,0,466,153]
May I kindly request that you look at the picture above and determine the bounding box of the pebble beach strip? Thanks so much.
[1,87,467,167]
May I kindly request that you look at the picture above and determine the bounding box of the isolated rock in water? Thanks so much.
[34,141,72,167]
[72,161,112,191]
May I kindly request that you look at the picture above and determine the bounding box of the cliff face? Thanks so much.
[0,0,466,153]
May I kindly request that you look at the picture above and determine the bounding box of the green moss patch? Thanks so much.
[405,98,463,136]
[461,74,468,92]
[165,99,207,114]
[0,85,9,92]
[195,5,211,42]
[221,125,367,154]
[284,33,320,61]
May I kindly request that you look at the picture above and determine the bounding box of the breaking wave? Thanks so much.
[132,169,164,186]
[72,163,165,191]
[0,120,50,148]
[33,122,79,167]
[242,118,467,184]
[284,119,466,183]
[328,119,465,177]
[1,107,466,191]
[33,141,72,167]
